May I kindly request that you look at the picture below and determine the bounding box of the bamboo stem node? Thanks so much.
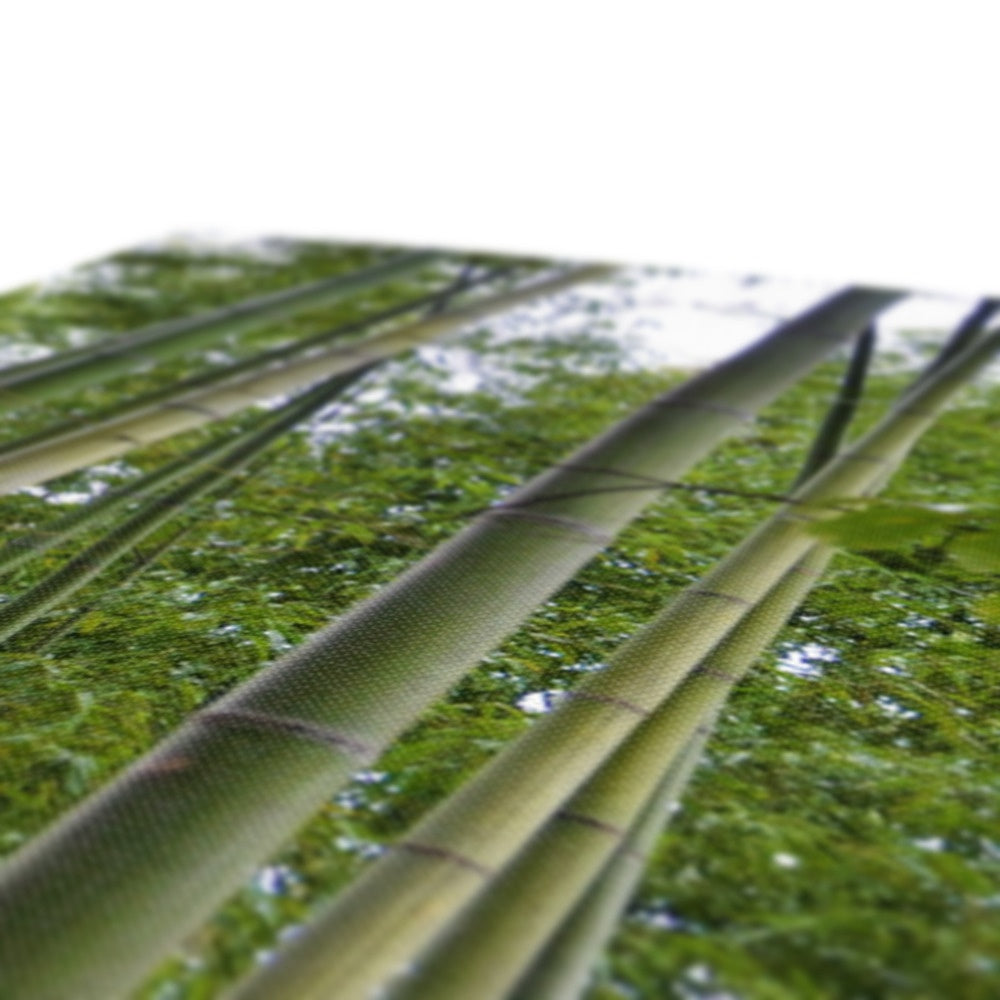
[395,842,494,878]
[196,710,377,763]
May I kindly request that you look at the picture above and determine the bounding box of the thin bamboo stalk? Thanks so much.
[507,721,718,1000]
[0,286,896,1000]
[0,267,494,576]
[919,296,1000,380]
[0,266,605,494]
[394,310,882,1000]
[0,366,375,647]
[792,324,875,488]
[511,314,883,1000]
[0,416,298,578]
[239,324,997,1000]
[0,251,437,406]
[27,521,201,654]
[380,547,834,1000]
[26,434,285,654]
[0,267,510,461]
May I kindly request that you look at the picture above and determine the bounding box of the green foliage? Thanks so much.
[811,500,1000,573]
[1,244,997,998]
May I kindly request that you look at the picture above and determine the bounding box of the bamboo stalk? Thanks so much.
[380,547,834,1000]
[510,301,995,1000]
[0,266,605,494]
[0,267,509,461]
[0,286,896,1000]
[393,307,882,1000]
[25,435,283,654]
[511,311,883,1000]
[0,414,303,577]
[792,324,875,488]
[28,521,201,654]
[919,296,1000,380]
[237,324,997,1000]
[0,269,507,575]
[0,251,437,406]
[507,721,718,1000]
[0,366,375,647]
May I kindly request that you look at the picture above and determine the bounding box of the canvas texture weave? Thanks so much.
[0,240,996,1000]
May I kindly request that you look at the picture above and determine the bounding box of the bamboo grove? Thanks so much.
[0,241,996,999]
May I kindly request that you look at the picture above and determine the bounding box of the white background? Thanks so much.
[2,1,997,295]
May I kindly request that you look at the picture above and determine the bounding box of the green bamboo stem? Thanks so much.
[0,251,437,407]
[0,271,496,574]
[512,313,882,1000]
[238,324,997,1000]
[28,521,201,654]
[918,296,1000,381]
[792,324,875,488]
[0,367,372,646]
[402,313,882,1000]
[0,286,895,1000]
[381,548,834,1000]
[492,306,993,1000]
[507,722,718,1000]
[0,266,605,494]
[27,442,273,655]
[1,268,487,573]
[0,265,488,619]
[0,408,317,578]
[0,267,508,462]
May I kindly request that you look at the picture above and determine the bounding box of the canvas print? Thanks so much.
[0,239,996,999]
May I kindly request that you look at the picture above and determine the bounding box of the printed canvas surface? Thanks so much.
[0,239,996,999]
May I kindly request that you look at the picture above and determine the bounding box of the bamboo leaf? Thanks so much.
[809,503,959,549]
[948,530,1000,572]
[972,593,1000,623]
